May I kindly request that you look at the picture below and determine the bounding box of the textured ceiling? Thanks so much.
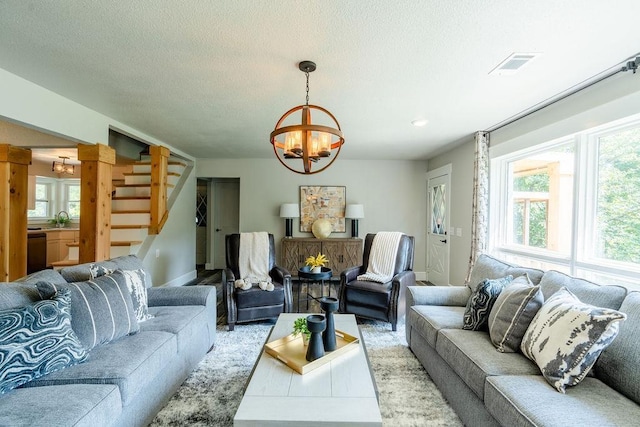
[0,1,639,161]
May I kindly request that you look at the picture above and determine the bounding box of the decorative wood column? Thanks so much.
[77,143,115,263]
[0,145,32,281]
[149,145,169,235]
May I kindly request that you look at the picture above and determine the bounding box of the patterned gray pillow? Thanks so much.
[521,287,626,393]
[463,275,513,331]
[488,275,543,352]
[37,270,140,350]
[0,289,87,394]
[119,269,153,322]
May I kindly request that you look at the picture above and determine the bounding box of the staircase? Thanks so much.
[61,156,187,264]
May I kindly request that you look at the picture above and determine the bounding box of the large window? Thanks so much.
[27,177,80,220]
[491,114,640,289]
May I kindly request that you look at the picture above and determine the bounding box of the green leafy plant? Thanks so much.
[48,217,71,227]
[292,317,310,340]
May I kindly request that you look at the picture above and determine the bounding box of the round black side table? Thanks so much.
[297,266,333,312]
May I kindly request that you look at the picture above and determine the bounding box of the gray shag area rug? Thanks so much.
[150,320,462,426]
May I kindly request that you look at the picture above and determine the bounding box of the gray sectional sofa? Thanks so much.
[0,255,216,427]
[406,254,640,427]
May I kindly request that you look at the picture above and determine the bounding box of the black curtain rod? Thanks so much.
[487,53,640,133]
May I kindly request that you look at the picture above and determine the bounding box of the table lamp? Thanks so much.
[280,203,299,238]
[345,204,364,238]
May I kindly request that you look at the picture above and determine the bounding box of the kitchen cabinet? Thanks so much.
[44,229,80,266]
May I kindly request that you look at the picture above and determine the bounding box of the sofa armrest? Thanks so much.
[147,285,216,307]
[406,285,470,308]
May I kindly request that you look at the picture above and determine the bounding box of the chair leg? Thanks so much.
[228,322,235,331]
[392,322,397,332]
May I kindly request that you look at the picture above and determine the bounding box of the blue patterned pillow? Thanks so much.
[0,289,87,395]
[463,275,514,331]
[37,270,140,350]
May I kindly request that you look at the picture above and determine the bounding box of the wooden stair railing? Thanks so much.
[149,145,169,235]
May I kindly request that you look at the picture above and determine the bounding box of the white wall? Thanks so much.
[426,141,475,285]
[0,67,197,286]
[196,158,430,277]
[427,70,640,286]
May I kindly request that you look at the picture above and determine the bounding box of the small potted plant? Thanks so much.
[292,317,311,345]
[305,252,328,273]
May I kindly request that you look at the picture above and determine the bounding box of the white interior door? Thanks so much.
[427,166,451,285]
[212,179,239,269]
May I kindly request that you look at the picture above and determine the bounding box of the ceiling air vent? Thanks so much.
[489,52,541,75]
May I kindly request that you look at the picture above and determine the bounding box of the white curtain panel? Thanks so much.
[465,131,490,285]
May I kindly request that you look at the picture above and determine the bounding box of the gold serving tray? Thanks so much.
[264,329,360,375]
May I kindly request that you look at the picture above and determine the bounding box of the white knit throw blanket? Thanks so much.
[238,232,271,284]
[357,232,403,283]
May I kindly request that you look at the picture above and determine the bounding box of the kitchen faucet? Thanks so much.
[56,210,70,227]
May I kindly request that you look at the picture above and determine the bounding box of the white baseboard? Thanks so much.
[161,269,197,287]
[415,271,427,281]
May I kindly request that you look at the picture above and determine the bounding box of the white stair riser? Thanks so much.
[132,163,185,174]
[114,187,151,197]
[111,228,148,241]
[112,199,150,211]
[124,174,180,186]
[111,212,150,225]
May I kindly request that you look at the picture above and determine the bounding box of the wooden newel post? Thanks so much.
[149,145,170,235]
[77,143,115,263]
[0,144,32,281]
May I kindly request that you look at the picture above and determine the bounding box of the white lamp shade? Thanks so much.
[280,203,300,218]
[345,204,364,219]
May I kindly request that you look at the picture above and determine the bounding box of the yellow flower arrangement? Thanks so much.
[305,252,329,268]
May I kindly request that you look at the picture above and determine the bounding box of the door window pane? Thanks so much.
[431,183,446,234]
[595,127,640,264]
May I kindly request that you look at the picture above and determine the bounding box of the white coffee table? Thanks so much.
[233,313,382,426]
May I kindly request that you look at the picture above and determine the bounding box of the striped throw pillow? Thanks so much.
[37,270,139,350]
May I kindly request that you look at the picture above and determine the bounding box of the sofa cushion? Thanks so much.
[60,255,153,288]
[539,270,627,309]
[485,375,640,427]
[409,305,465,347]
[15,269,68,286]
[468,254,544,290]
[0,289,87,394]
[141,305,208,354]
[0,384,122,427]
[0,282,41,311]
[435,328,540,400]
[488,280,543,353]
[37,270,140,350]
[521,288,626,393]
[23,330,177,406]
[595,291,640,404]
[463,276,513,331]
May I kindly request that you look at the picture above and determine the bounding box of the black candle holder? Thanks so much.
[305,314,326,361]
[320,297,339,351]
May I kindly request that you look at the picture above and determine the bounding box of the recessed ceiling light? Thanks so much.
[411,119,429,127]
[489,52,542,76]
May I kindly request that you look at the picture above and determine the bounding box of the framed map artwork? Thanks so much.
[299,186,346,232]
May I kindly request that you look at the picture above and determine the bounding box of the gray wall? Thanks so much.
[427,70,640,286]
[196,158,429,277]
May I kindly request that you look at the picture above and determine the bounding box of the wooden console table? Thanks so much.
[281,237,362,277]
